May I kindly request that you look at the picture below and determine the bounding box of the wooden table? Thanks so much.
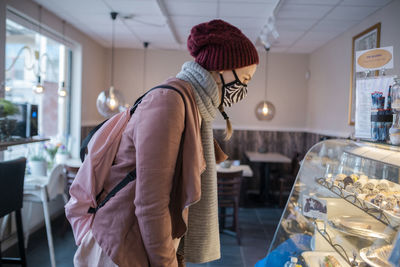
[245,151,291,203]
[216,164,253,177]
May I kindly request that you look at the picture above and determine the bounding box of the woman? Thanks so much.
[73,19,258,267]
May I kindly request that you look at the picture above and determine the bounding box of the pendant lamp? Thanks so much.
[142,41,149,94]
[33,75,44,94]
[58,21,67,97]
[255,47,275,121]
[33,5,45,94]
[97,12,125,118]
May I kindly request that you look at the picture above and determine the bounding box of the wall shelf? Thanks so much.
[0,138,49,151]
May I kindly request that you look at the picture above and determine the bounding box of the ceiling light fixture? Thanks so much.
[260,15,279,50]
[255,47,275,121]
[96,12,125,118]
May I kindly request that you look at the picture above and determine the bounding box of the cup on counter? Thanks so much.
[220,160,233,168]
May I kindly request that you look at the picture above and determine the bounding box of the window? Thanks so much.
[4,19,73,161]
[5,19,71,139]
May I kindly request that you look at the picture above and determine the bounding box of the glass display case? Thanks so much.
[263,139,400,267]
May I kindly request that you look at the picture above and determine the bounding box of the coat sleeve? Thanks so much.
[133,88,185,267]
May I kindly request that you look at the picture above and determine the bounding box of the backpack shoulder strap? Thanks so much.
[80,84,185,162]
[86,84,187,214]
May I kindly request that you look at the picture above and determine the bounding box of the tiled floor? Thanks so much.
[187,207,282,267]
[3,207,282,267]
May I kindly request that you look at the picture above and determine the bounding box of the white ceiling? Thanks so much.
[32,0,393,53]
[273,0,393,53]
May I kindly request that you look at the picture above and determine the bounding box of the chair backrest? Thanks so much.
[64,165,80,188]
[217,170,243,201]
[47,164,66,201]
[290,153,300,177]
[0,157,27,218]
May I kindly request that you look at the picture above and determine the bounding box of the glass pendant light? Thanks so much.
[33,75,44,94]
[33,6,45,94]
[5,84,11,92]
[58,81,67,97]
[58,21,68,98]
[255,47,275,121]
[96,12,125,118]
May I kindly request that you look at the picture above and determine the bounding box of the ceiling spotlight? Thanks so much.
[271,29,279,39]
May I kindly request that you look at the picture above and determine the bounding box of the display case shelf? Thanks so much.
[315,224,356,266]
[316,177,399,231]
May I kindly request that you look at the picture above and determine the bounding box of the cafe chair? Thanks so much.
[217,170,243,245]
[64,165,80,198]
[278,153,300,207]
[0,157,27,267]
[60,164,80,235]
[23,164,68,267]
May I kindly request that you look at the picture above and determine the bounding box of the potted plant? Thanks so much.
[0,98,19,141]
[29,154,48,176]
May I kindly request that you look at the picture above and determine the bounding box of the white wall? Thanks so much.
[102,48,310,132]
[307,0,400,137]
[103,48,193,111]
[217,52,309,131]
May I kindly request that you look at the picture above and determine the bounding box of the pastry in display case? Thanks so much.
[257,139,400,267]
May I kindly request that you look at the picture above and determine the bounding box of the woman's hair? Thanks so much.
[218,105,232,140]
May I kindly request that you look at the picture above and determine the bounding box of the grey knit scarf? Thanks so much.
[176,61,221,263]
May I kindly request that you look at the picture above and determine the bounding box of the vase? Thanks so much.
[55,153,69,164]
[29,160,48,176]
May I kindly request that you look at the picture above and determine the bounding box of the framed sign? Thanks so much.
[348,23,381,125]
[302,195,327,221]
[356,46,393,72]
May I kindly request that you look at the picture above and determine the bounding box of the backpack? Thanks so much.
[65,85,185,245]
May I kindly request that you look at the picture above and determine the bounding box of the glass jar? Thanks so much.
[391,78,400,110]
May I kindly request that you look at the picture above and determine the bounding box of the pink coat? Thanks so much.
[70,78,227,267]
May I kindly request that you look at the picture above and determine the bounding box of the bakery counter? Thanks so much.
[259,139,400,267]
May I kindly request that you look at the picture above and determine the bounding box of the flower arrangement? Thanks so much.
[57,144,69,155]
[44,142,61,162]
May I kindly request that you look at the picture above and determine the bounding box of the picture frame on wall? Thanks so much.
[348,22,381,126]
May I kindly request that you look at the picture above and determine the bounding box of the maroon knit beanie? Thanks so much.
[187,19,259,71]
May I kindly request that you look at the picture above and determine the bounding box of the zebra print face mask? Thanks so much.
[219,70,248,107]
